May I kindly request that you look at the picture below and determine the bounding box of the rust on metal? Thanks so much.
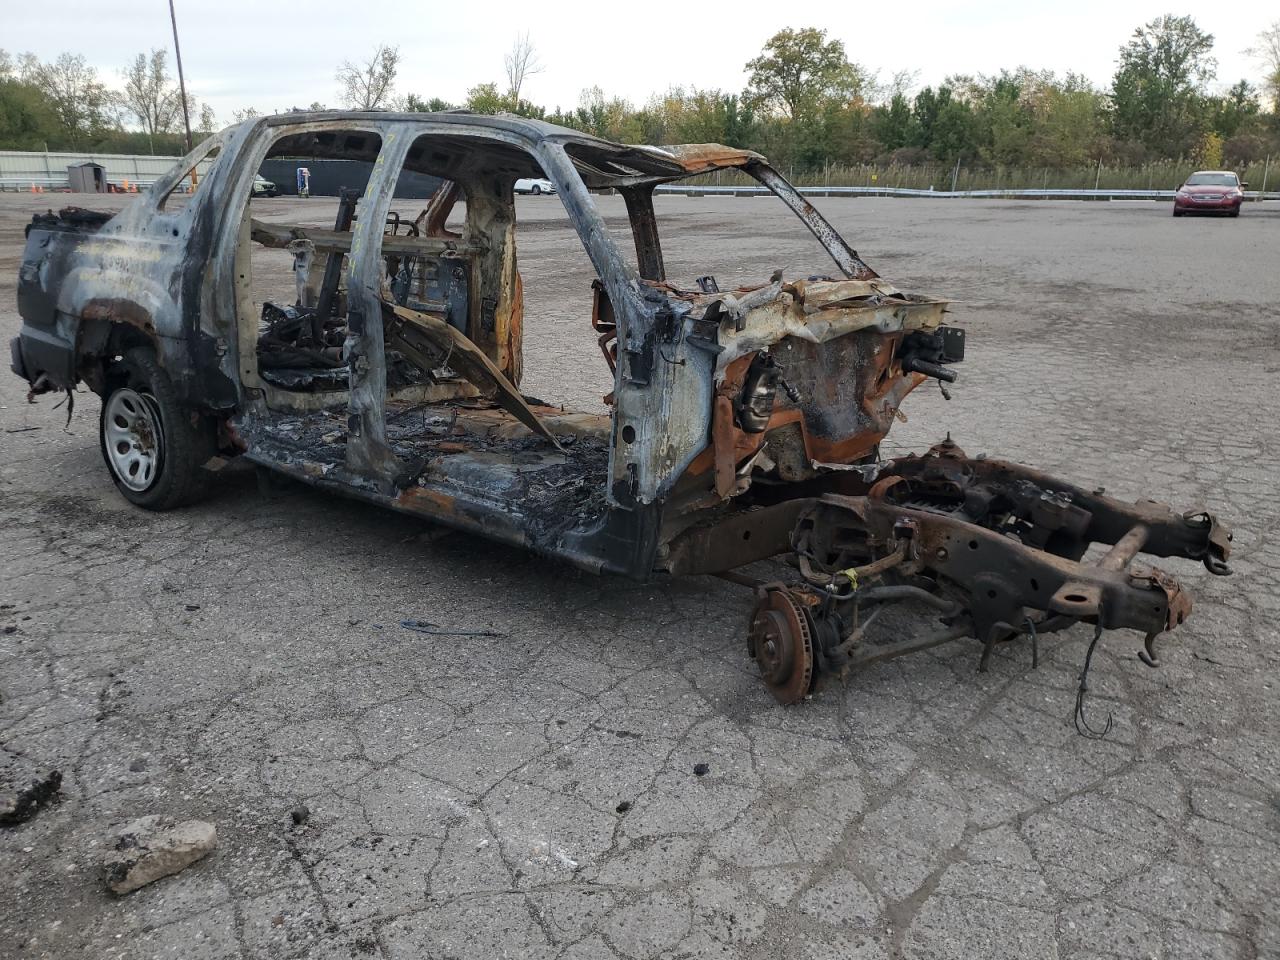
[748,586,815,704]
[644,143,765,173]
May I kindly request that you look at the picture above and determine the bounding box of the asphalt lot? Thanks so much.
[1,191,1278,960]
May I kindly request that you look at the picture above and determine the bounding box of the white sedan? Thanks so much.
[514,177,556,195]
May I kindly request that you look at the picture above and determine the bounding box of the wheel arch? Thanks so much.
[77,306,164,396]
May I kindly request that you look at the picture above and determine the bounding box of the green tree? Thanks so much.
[404,94,454,112]
[1027,74,1108,167]
[31,52,112,147]
[973,72,1034,165]
[0,76,60,149]
[821,101,878,165]
[743,27,867,124]
[461,82,546,119]
[722,94,754,147]
[565,86,642,142]
[933,96,977,160]
[641,87,751,146]
[1110,15,1216,158]
[509,99,547,119]
[872,93,916,150]
[1208,80,1260,139]
[910,86,976,160]
[120,49,183,154]
[464,82,505,115]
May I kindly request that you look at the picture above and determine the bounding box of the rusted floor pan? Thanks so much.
[235,400,613,563]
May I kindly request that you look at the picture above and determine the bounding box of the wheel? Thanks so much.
[99,347,216,510]
[1172,208,1182,217]
[1230,208,1240,218]
[531,184,541,195]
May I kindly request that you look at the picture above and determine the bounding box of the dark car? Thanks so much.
[1173,170,1246,217]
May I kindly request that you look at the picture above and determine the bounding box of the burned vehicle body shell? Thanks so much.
[11,112,1232,705]
[11,113,947,577]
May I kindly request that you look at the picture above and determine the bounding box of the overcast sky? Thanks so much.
[9,0,1273,125]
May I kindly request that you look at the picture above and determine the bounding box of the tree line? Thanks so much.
[0,48,217,154]
[451,18,1278,174]
[2,16,1278,178]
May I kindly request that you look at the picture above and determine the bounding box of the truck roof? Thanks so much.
[246,110,764,187]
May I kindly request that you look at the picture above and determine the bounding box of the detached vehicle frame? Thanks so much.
[10,112,1232,704]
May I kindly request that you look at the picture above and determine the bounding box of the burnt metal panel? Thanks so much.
[620,184,665,281]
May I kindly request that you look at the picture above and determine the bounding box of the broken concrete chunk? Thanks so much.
[0,751,62,827]
[101,816,216,895]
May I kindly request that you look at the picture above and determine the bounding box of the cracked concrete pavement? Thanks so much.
[1,192,1278,959]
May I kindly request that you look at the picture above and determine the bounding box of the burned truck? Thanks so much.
[10,112,1232,705]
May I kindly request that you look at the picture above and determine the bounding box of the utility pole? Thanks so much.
[168,0,196,188]
[169,0,193,151]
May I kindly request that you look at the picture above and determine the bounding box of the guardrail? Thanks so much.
[0,176,73,191]
[0,177,165,193]
[3,178,1277,202]
[654,184,1280,201]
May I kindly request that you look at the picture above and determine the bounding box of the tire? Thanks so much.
[99,347,216,510]
[1230,208,1240,218]
[531,184,541,195]
[1172,208,1182,217]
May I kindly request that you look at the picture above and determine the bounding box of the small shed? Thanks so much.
[67,162,106,193]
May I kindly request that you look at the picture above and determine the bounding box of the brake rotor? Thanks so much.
[747,588,815,705]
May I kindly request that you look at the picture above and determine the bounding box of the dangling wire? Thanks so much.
[1074,620,1113,739]
[1025,616,1039,669]
[52,387,76,429]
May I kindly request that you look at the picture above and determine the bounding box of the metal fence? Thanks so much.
[0,150,206,192]
[654,185,1280,201]
[2,149,1277,202]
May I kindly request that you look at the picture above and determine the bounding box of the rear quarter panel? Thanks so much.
[14,126,247,408]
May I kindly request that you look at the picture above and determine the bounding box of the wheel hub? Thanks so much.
[748,588,815,704]
[103,388,164,492]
